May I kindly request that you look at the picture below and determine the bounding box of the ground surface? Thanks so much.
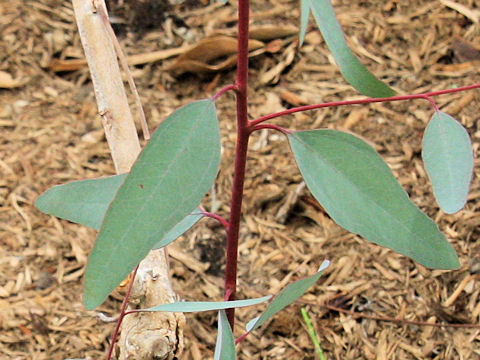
[1,0,480,359]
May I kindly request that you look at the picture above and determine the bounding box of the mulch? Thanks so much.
[1,0,480,359]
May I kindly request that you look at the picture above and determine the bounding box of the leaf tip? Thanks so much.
[441,202,466,215]
[318,259,330,272]
[246,315,260,332]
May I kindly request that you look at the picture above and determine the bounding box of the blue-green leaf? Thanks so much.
[288,130,459,270]
[214,310,236,360]
[300,0,395,98]
[35,174,127,230]
[143,296,272,312]
[422,111,473,214]
[246,260,330,332]
[152,211,204,249]
[84,99,221,309]
[299,0,310,46]
[35,174,203,248]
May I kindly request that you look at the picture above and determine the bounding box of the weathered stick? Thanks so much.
[71,1,184,358]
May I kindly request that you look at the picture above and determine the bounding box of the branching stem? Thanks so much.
[218,0,480,339]
[201,210,230,230]
[250,84,480,127]
[212,84,237,101]
[250,123,291,135]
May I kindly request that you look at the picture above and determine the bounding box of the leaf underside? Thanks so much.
[299,0,395,98]
[422,111,473,214]
[288,130,459,270]
[143,295,272,313]
[84,99,221,309]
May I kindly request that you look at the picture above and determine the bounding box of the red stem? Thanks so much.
[106,264,139,360]
[224,0,251,329]
[249,84,480,127]
[250,123,291,135]
[235,331,249,345]
[201,210,230,230]
[212,84,237,101]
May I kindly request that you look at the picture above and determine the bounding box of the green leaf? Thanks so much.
[288,130,459,270]
[299,0,310,46]
[35,174,127,230]
[246,260,330,332]
[300,0,395,98]
[35,174,203,248]
[422,111,473,214]
[84,99,221,309]
[214,310,236,360]
[152,211,204,249]
[143,295,271,313]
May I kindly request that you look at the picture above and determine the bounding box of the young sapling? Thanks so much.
[35,0,479,357]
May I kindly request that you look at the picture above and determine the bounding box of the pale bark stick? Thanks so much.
[71,1,184,359]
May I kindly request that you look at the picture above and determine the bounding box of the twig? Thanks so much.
[71,1,184,358]
[94,0,150,140]
[200,210,230,230]
[106,265,139,360]
[212,84,237,101]
[250,84,480,127]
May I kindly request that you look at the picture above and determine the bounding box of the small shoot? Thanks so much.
[301,308,326,360]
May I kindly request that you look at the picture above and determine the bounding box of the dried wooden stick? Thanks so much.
[71,1,184,359]
[95,2,150,140]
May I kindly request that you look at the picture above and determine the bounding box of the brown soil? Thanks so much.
[1,0,480,359]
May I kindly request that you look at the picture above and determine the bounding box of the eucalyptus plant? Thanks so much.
[36,0,478,357]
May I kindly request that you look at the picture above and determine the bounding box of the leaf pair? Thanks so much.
[215,261,330,359]
[37,100,221,310]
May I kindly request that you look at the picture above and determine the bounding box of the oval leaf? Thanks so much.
[300,0,395,98]
[143,295,271,313]
[288,130,459,270]
[35,174,203,248]
[246,260,330,332]
[422,111,473,214]
[84,99,221,309]
[214,310,236,360]
[35,174,127,230]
